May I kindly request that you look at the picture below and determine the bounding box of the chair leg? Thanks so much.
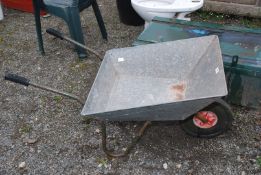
[32,0,45,55]
[92,0,108,40]
[66,7,87,59]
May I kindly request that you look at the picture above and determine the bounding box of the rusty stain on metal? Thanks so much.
[170,82,187,100]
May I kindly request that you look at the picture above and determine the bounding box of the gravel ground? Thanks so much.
[1,1,261,174]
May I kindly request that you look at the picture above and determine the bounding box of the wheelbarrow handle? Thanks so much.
[4,73,30,86]
[46,28,103,61]
[46,28,64,40]
[4,72,84,105]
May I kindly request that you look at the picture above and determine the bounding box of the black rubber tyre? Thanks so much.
[180,103,233,138]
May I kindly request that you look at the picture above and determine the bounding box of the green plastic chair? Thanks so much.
[32,0,107,58]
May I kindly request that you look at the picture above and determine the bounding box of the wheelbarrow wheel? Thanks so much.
[180,103,233,138]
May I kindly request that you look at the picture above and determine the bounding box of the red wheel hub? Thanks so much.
[193,111,218,129]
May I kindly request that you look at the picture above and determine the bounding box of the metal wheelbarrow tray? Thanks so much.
[82,35,228,121]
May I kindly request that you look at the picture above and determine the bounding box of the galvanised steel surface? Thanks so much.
[134,17,261,108]
[81,36,227,121]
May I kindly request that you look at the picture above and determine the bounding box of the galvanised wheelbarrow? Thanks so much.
[5,34,233,157]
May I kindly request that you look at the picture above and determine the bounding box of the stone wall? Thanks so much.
[204,0,261,18]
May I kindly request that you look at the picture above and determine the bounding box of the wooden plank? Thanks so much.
[207,0,256,5]
[204,1,261,18]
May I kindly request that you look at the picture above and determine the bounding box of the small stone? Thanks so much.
[163,163,168,169]
[29,147,35,153]
[183,161,189,167]
[176,163,182,169]
[241,171,246,175]
[18,162,26,169]
[195,160,200,165]
[237,155,241,161]
[250,159,256,164]
[122,148,127,152]
[188,169,193,174]
[75,65,80,68]
[95,129,100,133]
[23,138,37,144]
[43,124,50,132]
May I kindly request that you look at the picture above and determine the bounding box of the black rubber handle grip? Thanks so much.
[4,73,30,86]
[46,28,64,40]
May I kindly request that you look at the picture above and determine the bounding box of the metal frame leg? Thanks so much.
[32,0,45,55]
[92,0,108,40]
[101,120,151,158]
